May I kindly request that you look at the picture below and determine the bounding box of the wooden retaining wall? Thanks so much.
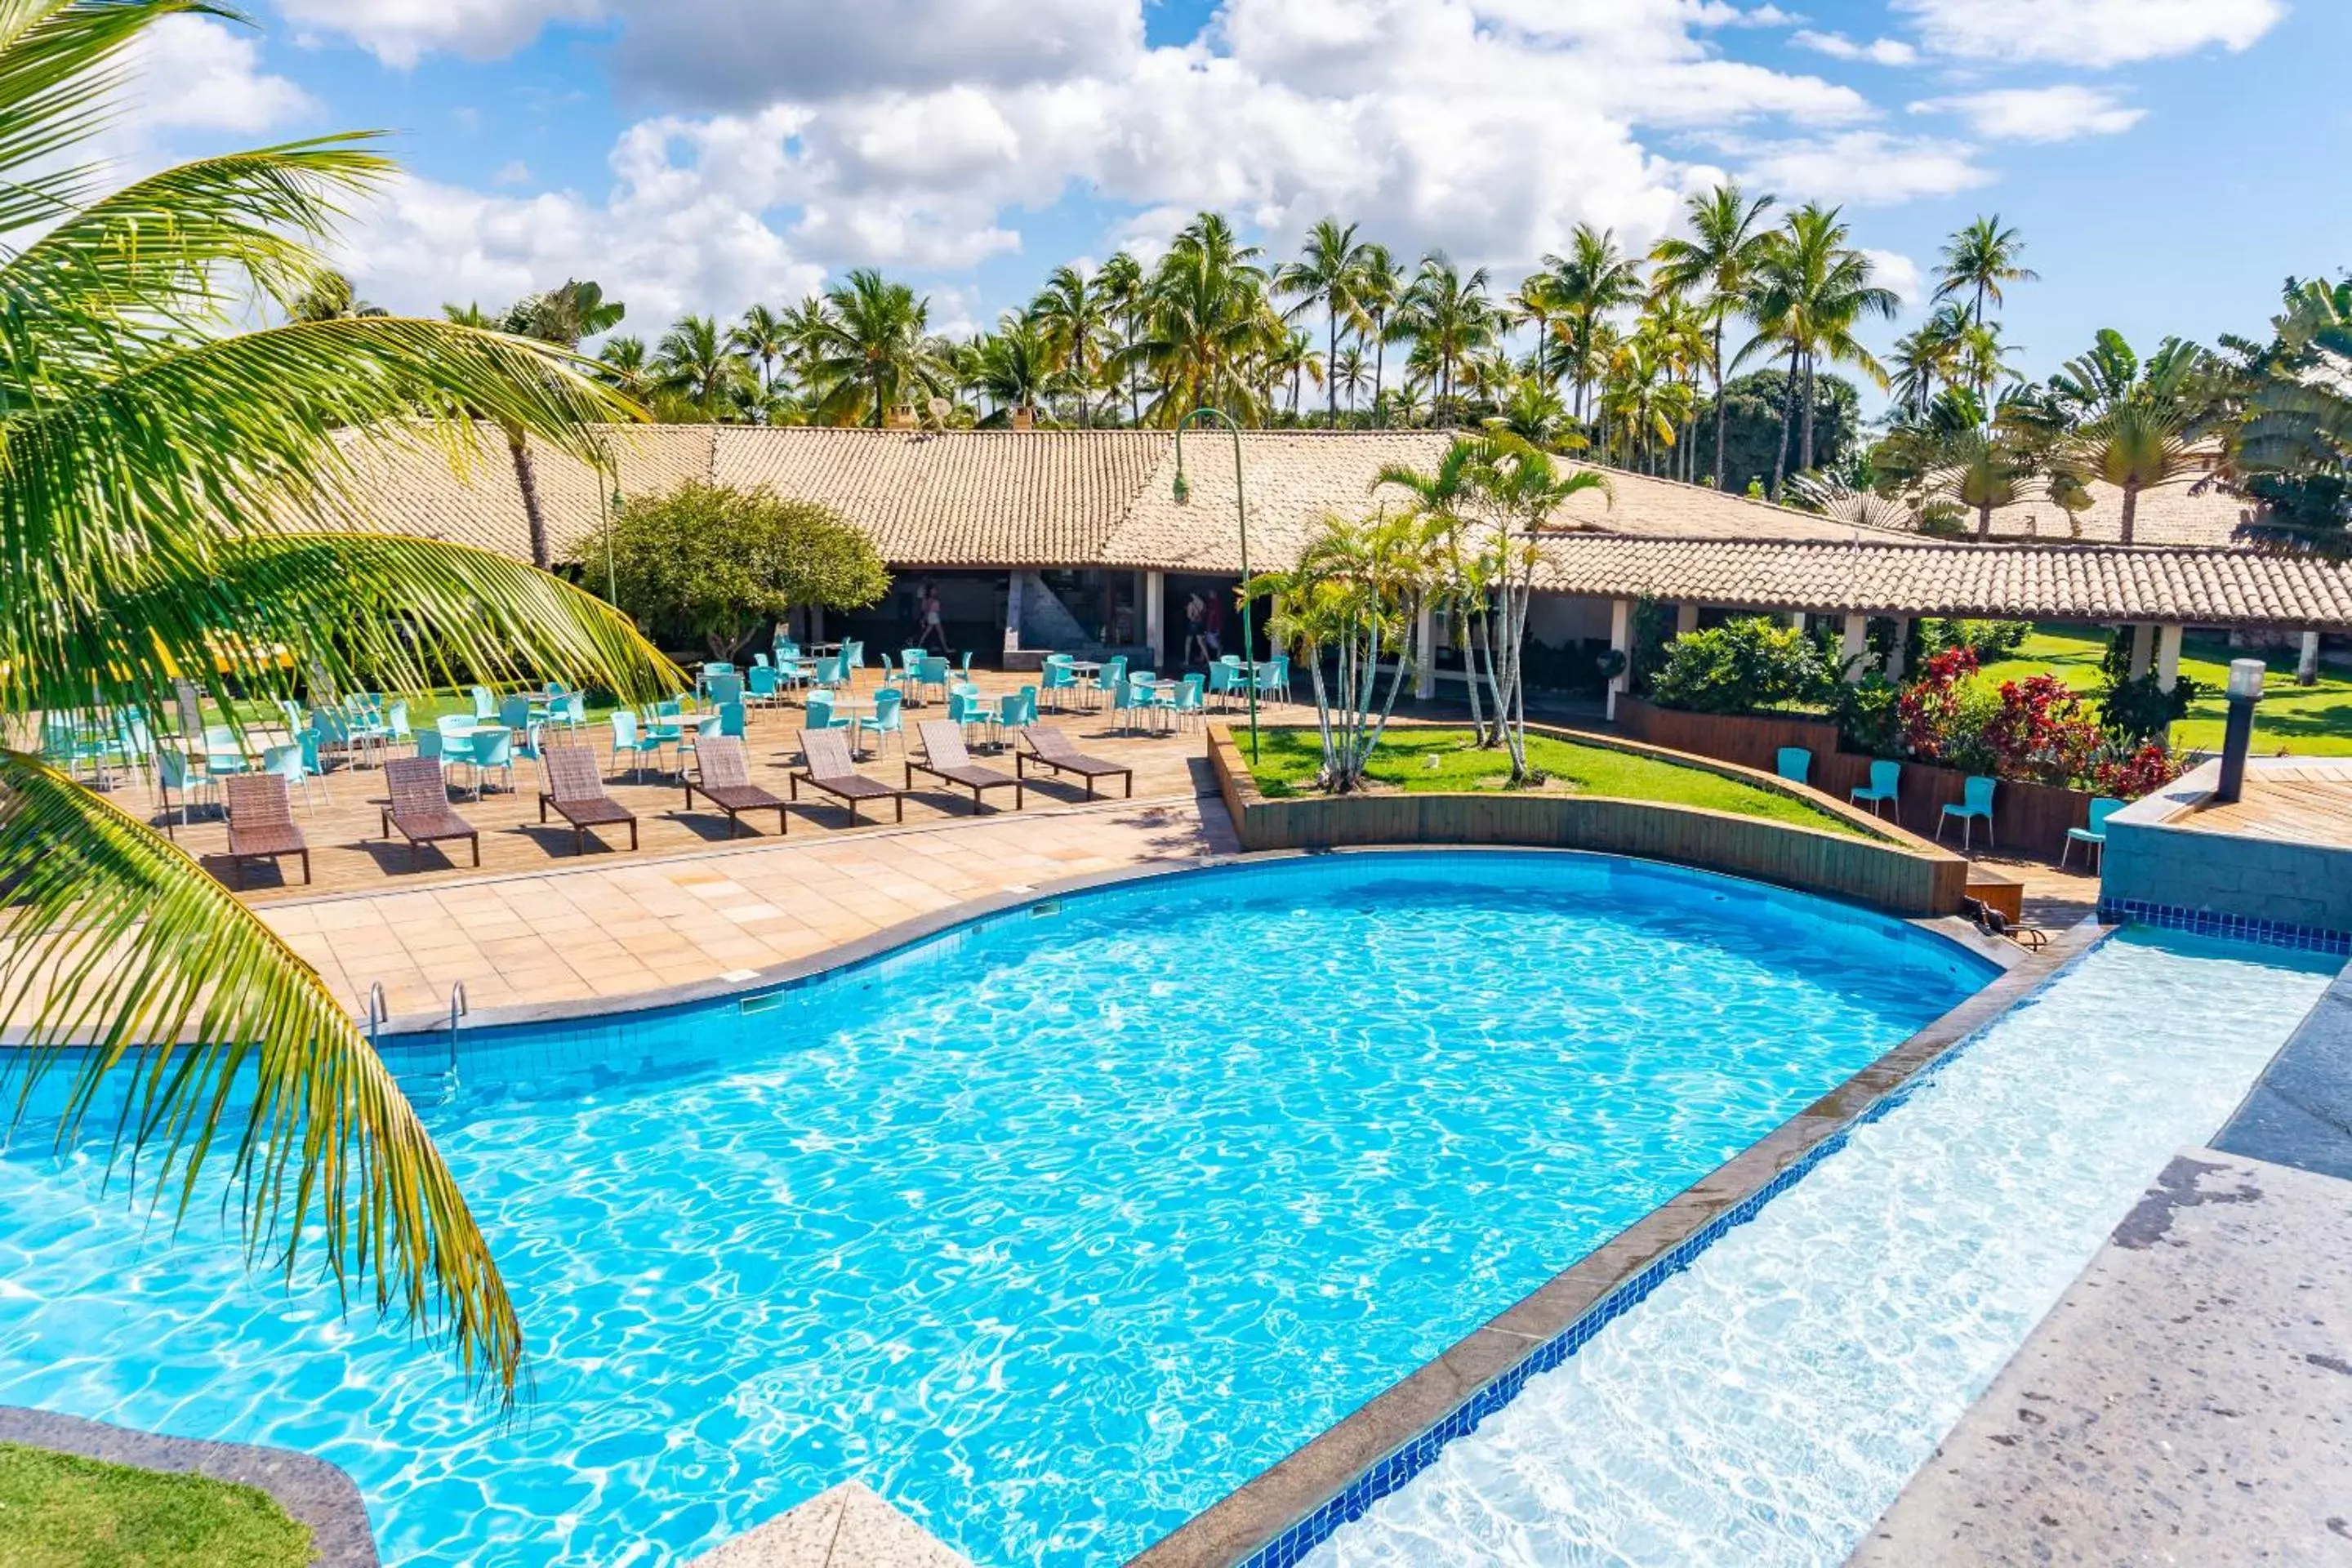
[1207,724,1968,918]
[1617,697,2095,859]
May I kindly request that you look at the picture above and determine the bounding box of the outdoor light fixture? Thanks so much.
[1173,408,1258,764]
[2216,656,2265,804]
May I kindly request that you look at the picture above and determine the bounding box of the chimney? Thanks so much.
[1011,406,1035,432]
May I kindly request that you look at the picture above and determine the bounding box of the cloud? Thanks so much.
[1893,0,2284,69]
[493,159,532,185]
[1790,29,1918,66]
[273,0,604,69]
[1911,85,2145,142]
[1860,247,1922,304]
[137,15,318,134]
[1731,131,1993,206]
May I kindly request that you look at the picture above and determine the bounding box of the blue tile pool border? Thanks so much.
[2096,898,2352,957]
[1130,916,2118,1568]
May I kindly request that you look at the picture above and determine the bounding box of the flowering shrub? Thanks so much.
[1980,674,2104,787]
[2090,742,2184,799]
[1897,648,1981,764]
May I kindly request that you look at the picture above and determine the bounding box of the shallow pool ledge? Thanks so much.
[1127,918,2102,1568]
[689,1481,969,1568]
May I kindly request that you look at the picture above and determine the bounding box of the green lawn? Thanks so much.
[0,1444,310,1568]
[1978,624,2352,756]
[1245,726,1869,835]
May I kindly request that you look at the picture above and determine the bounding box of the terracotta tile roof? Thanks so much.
[710,427,1170,566]
[1976,480,2254,548]
[1530,537,2352,628]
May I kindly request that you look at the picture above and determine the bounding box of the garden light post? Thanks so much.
[1172,408,1258,764]
[2216,657,2265,805]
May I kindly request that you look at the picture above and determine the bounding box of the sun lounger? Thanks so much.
[221,773,310,889]
[379,756,480,869]
[907,721,1024,813]
[682,735,789,837]
[788,727,906,825]
[537,744,639,853]
[1014,725,1133,800]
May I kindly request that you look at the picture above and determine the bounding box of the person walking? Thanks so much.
[918,582,948,653]
[1182,592,1207,666]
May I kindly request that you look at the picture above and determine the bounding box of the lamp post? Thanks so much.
[2216,657,2265,804]
[1171,408,1259,764]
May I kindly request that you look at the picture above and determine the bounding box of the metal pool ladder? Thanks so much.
[443,981,468,1089]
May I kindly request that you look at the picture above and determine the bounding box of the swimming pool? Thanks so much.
[0,852,1989,1566]
[1309,927,2336,1566]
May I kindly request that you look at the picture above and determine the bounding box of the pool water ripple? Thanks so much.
[0,853,1985,1566]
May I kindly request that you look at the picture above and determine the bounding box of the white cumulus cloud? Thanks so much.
[1893,0,2284,69]
[1791,29,1919,66]
[139,15,318,134]
[1911,85,2145,142]
[272,0,603,69]
[1731,131,1992,207]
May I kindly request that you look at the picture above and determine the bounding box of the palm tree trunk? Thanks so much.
[1327,307,1339,428]
[1372,317,1388,426]
[1711,318,1728,490]
[2120,483,2138,545]
[1799,351,1818,475]
[1976,501,1993,540]
[1769,345,1798,500]
[506,425,550,571]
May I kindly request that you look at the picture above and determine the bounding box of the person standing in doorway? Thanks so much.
[1182,592,1207,666]
[919,581,948,653]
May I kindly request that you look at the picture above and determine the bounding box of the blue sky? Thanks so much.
[144,1,2345,395]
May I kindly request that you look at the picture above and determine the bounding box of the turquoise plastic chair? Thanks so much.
[751,653,771,670]
[1109,673,1147,735]
[1849,760,1900,819]
[1016,684,1040,728]
[868,687,906,754]
[415,728,444,765]
[1205,661,1241,712]
[608,709,664,781]
[470,684,496,720]
[706,672,744,707]
[514,721,548,768]
[804,691,853,734]
[1775,746,1811,786]
[1093,655,1128,711]
[2063,796,2125,871]
[466,727,514,798]
[1168,672,1206,730]
[747,665,783,708]
[154,747,212,830]
[435,713,476,742]
[556,692,587,732]
[1040,657,1079,712]
[900,648,929,681]
[703,661,737,679]
[715,700,746,739]
[498,694,533,734]
[1254,653,1290,703]
[957,652,974,683]
[1938,774,1998,851]
[916,656,950,705]
[259,741,326,811]
[383,699,413,755]
[201,724,249,777]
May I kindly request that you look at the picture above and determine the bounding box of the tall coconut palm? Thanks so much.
[1330,345,1370,419]
[1354,243,1405,423]
[1740,203,1898,490]
[971,314,1071,423]
[1275,218,1369,428]
[651,314,751,418]
[478,278,628,567]
[289,270,387,321]
[1531,225,1646,430]
[1128,212,1269,424]
[0,0,677,1403]
[1395,254,1497,425]
[806,270,946,428]
[1030,265,1114,425]
[1648,183,1776,489]
[1095,250,1146,424]
[593,334,652,402]
[1935,215,2037,331]
[728,303,792,393]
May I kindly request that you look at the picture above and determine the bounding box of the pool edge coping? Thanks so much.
[0,1404,378,1566]
[1124,914,2113,1568]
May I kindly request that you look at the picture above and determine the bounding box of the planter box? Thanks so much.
[1617,697,2096,859]
[1208,723,1968,918]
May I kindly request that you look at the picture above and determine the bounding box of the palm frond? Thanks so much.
[0,750,524,1399]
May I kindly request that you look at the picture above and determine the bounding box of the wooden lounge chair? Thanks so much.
[1015,725,1133,800]
[907,721,1024,813]
[789,727,905,825]
[682,735,789,837]
[537,744,639,853]
[221,773,310,889]
[378,756,480,870]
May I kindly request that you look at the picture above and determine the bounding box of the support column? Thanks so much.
[2127,622,2154,679]
[1133,571,1147,652]
[1414,600,1437,700]
[809,604,825,643]
[1787,611,1808,633]
[1002,571,1025,660]
[1675,602,1700,636]
[1144,570,1165,666]
[1606,597,1633,721]
[2301,630,2321,687]
[1839,613,1869,682]
[1886,617,1910,680]
[2156,624,2184,693]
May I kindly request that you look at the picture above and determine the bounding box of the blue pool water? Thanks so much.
[0,853,1989,1566]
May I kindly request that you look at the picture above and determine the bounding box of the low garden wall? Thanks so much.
[1617,697,2095,860]
[1207,723,1968,918]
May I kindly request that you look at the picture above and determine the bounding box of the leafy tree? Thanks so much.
[1649,183,1776,489]
[1355,243,1405,422]
[2226,276,2352,542]
[1650,617,1829,715]
[1934,215,2038,401]
[1526,224,1644,429]
[970,314,1071,423]
[288,270,386,321]
[607,483,888,658]
[728,303,793,394]
[1094,251,1146,423]
[1692,370,1861,497]
[0,1,676,1401]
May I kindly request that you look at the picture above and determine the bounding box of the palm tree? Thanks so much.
[971,314,1071,422]
[1395,254,1496,425]
[1128,212,1269,424]
[496,279,626,566]
[1354,243,1405,423]
[1740,203,1898,490]
[289,270,388,321]
[2047,329,2218,543]
[1330,345,1370,419]
[806,269,942,427]
[1030,265,1114,425]
[1936,216,2037,332]
[651,314,751,417]
[1095,250,1146,424]
[593,334,652,401]
[728,304,792,393]
[0,0,676,1403]
[1648,183,1775,489]
[1531,225,1646,430]
[1275,219,1370,428]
